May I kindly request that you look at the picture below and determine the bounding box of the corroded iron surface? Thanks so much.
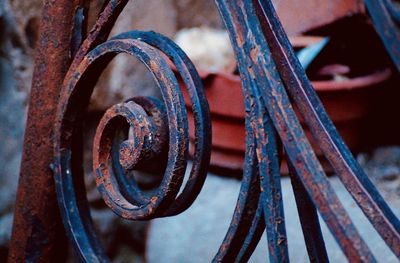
[8,1,80,262]
[365,0,400,70]
[52,31,211,261]
[10,0,400,262]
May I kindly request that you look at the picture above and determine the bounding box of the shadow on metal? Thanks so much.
[9,0,400,262]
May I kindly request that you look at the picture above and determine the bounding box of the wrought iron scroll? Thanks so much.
[53,2,212,260]
[47,0,400,262]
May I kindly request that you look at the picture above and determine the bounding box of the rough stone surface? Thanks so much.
[358,147,400,209]
[0,0,26,216]
[90,0,177,111]
[0,213,13,259]
[9,0,38,95]
[0,57,25,216]
[147,155,400,262]
[0,1,27,259]
[9,0,42,38]
[174,0,223,29]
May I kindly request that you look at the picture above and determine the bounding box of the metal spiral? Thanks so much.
[52,31,211,261]
[214,1,400,262]
[49,0,400,262]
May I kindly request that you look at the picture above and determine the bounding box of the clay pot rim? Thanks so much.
[312,68,392,91]
[197,67,392,92]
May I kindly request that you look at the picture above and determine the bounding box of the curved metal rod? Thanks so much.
[253,0,400,257]
[109,96,167,206]
[53,32,211,261]
[287,161,329,262]
[212,29,288,261]
[365,0,400,70]
[212,133,261,262]
[66,0,130,82]
[112,31,212,216]
[215,1,375,261]
[213,89,287,262]
[53,150,110,262]
[48,0,400,262]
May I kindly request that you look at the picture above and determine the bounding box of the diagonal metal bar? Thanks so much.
[66,0,130,81]
[239,81,288,263]
[215,0,375,261]
[365,0,400,71]
[255,106,288,262]
[287,160,329,263]
[253,0,400,257]
[10,0,400,262]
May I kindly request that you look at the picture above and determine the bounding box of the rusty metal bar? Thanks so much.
[217,1,373,261]
[365,0,400,70]
[51,30,211,261]
[8,0,80,261]
[253,0,400,257]
[8,0,400,262]
[287,161,329,262]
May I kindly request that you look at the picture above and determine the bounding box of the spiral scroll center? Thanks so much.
[119,140,141,170]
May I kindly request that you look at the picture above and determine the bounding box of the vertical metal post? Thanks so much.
[8,1,79,261]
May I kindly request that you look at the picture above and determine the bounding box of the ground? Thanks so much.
[147,148,400,262]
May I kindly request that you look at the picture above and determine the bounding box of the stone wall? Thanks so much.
[6,0,225,111]
[0,0,28,259]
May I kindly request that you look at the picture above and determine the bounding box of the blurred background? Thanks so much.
[1,0,399,262]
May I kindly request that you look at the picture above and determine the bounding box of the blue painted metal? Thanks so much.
[365,0,400,70]
[50,0,400,262]
[10,0,400,262]
[253,0,400,258]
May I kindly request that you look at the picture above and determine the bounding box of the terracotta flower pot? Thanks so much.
[179,66,393,172]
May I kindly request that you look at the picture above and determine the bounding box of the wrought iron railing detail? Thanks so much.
[52,30,212,260]
[251,0,400,257]
[365,0,400,70]
[9,0,400,262]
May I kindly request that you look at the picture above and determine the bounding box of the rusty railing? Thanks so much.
[8,0,400,262]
